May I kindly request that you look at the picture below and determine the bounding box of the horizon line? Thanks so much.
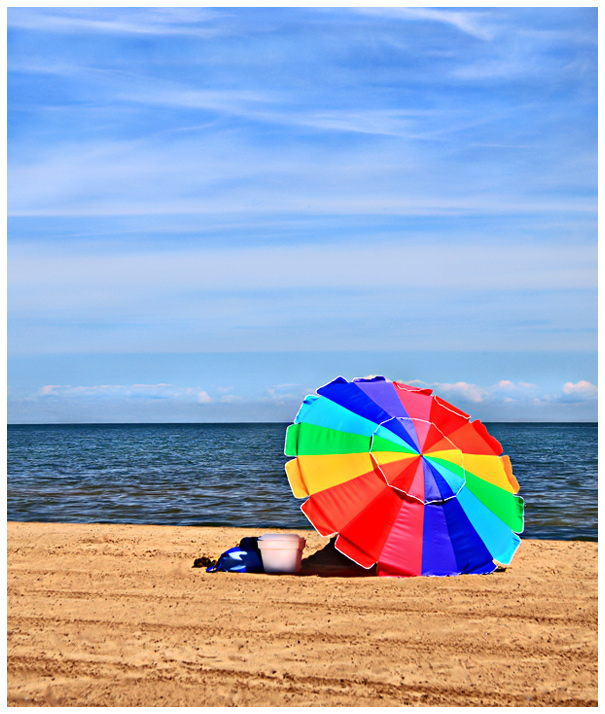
[7,420,598,426]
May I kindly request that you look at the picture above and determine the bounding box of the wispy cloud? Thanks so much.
[39,383,222,404]
[8,8,597,224]
[8,232,596,356]
[219,393,242,404]
[8,129,597,219]
[354,7,496,41]
[9,238,596,297]
[120,84,278,115]
[8,7,225,38]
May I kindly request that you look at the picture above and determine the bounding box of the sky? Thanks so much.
[7,6,598,423]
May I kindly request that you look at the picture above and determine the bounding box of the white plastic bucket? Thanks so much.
[258,534,306,574]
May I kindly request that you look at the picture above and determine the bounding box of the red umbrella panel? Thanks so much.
[284,376,524,577]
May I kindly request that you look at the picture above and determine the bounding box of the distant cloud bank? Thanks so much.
[410,378,597,410]
[12,376,594,424]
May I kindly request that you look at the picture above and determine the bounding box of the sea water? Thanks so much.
[7,422,597,541]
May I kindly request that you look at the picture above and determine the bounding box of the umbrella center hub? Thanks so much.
[370,416,466,504]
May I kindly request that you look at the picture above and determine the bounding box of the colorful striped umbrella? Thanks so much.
[284,376,524,577]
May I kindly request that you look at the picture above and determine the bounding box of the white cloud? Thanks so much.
[490,380,540,401]
[40,384,62,395]
[405,378,597,414]
[428,381,487,404]
[561,380,598,401]
[38,383,219,403]
[266,383,307,402]
[410,379,542,407]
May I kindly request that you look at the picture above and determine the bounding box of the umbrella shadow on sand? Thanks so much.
[298,537,507,578]
[299,537,376,577]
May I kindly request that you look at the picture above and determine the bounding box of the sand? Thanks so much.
[7,521,597,707]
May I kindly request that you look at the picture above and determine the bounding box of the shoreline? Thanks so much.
[7,519,601,540]
[8,521,598,707]
[6,520,599,544]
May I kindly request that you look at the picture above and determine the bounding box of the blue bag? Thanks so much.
[206,538,263,573]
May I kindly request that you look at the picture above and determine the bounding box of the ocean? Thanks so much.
[7,422,597,541]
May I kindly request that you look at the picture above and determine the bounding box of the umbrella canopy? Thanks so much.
[284,376,524,577]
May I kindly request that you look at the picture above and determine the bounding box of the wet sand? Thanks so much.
[7,521,597,707]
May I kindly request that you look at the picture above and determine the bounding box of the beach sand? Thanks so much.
[7,521,597,707]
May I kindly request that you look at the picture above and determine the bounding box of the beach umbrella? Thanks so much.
[284,376,524,577]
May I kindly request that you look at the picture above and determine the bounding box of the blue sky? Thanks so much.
[7,7,597,423]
